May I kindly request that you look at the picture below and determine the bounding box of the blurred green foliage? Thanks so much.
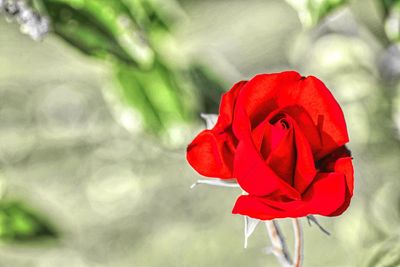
[0,201,57,242]
[38,0,154,66]
[31,0,227,134]
[115,60,193,132]
[43,1,139,64]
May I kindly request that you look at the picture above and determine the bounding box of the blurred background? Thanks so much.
[1,0,400,266]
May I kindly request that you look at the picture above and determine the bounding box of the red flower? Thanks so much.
[187,71,354,220]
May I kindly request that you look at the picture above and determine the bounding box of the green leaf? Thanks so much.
[37,0,202,135]
[120,0,170,31]
[40,0,155,67]
[286,0,347,27]
[0,201,58,243]
[35,0,224,135]
[120,0,151,28]
[114,59,196,133]
[45,3,134,63]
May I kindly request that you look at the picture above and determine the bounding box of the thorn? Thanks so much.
[306,216,312,227]
[307,215,331,236]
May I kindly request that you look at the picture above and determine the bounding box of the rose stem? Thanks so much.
[292,218,303,267]
[265,220,292,267]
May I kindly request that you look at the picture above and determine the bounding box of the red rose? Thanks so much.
[187,71,354,220]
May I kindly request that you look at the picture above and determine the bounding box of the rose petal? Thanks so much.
[234,138,301,199]
[286,76,349,158]
[317,146,351,172]
[232,171,346,220]
[214,81,247,132]
[292,122,317,193]
[253,113,317,193]
[251,118,270,154]
[265,125,295,185]
[233,71,349,159]
[186,81,246,178]
[329,157,354,216]
[232,72,294,139]
[187,130,235,178]
[282,105,323,158]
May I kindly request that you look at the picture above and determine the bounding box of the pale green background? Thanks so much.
[1,0,400,266]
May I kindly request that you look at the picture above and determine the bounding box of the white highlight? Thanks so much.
[190,179,239,189]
